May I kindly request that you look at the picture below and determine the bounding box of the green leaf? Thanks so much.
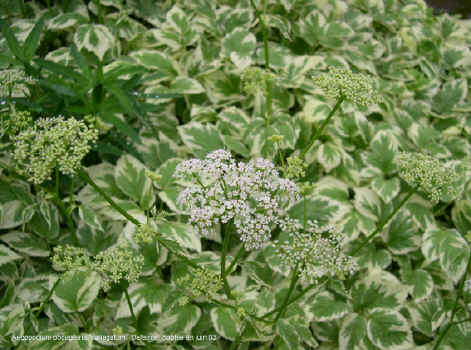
[289,198,339,225]
[371,177,401,203]
[99,109,141,144]
[309,291,353,322]
[74,24,114,60]
[422,228,470,284]
[0,244,23,266]
[116,281,173,318]
[367,308,414,350]
[52,270,101,313]
[78,204,104,231]
[157,221,201,253]
[402,269,434,302]
[178,122,224,158]
[210,306,242,340]
[0,200,32,229]
[23,16,46,61]
[339,313,368,350]
[0,231,49,257]
[0,19,24,61]
[131,50,179,78]
[222,28,256,69]
[452,200,471,235]
[432,79,467,115]
[168,77,204,94]
[317,142,343,172]
[384,211,420,255]
[160,304,201,334]
[29,201,60,241]
[276,319,300,349]
[114,154,154,210]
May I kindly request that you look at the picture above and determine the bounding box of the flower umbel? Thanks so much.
[51,245,92,272]
[13,116,99,184]
[275,220,358,283]
[313,67,379,107]
[52,242,144,292]
[175,149,300,250]
[92,242,144,292]
[241,67,276,95]
[176,267,223,300]
[395,152,459,203]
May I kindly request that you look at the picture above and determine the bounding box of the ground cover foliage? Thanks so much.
[1,0,471,349]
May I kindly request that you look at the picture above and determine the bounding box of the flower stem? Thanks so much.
[249,0,272,126]
[273,262,299,323]
[225,245,245,276]
[301,95,345,159]
[262,277,328,320]
[351,189,415,256]
[432,253,471,350]
[124,288,137,328]
[221,221,234,299]
[23,276,62,335]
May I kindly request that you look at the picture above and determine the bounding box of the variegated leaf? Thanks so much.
[367,308,414,350]
[222,28,256,69]
[178,122,224,158]
[114,154,154,210]
[52,270,101,313]
[422,228,470,284]
[74,24,114,60]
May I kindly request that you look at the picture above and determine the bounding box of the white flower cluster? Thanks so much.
[274,220,358,283]
[395,152,459,203]
[313,67,380,107]
[13,116,99,184]
[175,149,300,250]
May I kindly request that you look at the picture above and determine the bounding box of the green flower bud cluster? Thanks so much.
[135,222,157,244]
[3,109,33,136]
[93,242,145,292]
[395,152,459,203]
[52,242,144,292]
[51,245,92,272]
[83,114,113,135]
[274,220,358,283]
[313,67,380,107]
[0,68,34,97]
[13,116,99,184]
[176,267,223,300]
[267,135,284,143]
[241,67,276,95]
[284,155,306,179]
[144,169,162,183]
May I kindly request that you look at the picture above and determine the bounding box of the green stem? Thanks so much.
[36,276,61,317]
[18,0,25,16]
[68,177,75,215]
[351,189,415,256]
[124,288,137,328]
[221,221,234,299]
[432,254,471,350]
[249,0,272,126]
[226,245,245,276]
[55,165,60,199]
[23,276,62,336]
[77,168,140,226]
[77,168,198,268]
[273,262,299,323]
[262,277,328,319]
[301,95,345,159]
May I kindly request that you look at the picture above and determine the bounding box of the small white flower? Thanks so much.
[176,150,300,250]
